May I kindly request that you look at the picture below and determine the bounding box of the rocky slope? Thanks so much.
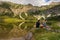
[0,1,60,18]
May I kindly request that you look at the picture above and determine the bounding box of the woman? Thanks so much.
[42,20,51,30]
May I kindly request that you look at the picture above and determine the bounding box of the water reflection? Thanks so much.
[0,21,35,39]
[0,22,35,29]
[17,22,35,30]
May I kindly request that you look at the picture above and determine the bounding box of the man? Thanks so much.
[36,20,40,28]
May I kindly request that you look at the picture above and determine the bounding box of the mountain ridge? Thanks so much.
[0,1,60,18]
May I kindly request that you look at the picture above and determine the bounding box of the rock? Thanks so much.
[25,32,33,40]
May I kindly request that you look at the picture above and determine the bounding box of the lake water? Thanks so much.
[0,21,35,39]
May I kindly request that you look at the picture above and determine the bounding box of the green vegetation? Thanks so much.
[0,1,60,40]
[34,32,60,40]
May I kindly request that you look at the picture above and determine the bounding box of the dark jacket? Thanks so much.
[36,22,40,28]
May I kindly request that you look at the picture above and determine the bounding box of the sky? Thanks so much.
[0,0,60,6]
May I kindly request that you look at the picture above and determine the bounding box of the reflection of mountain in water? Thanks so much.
[0,22,35,39]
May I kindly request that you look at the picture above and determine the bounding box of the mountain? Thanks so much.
[50,2,60,5]
[0,1,60,18]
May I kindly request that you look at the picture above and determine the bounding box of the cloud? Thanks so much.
[0,0,60,6]
[45,0,50,2]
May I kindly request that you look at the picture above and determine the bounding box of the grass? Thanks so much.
[33,20,60,40]
[0,16,60,40]
[4,18,23,23]
[34,32,60,40]
[0,16,25,23]
[0,16,37,23]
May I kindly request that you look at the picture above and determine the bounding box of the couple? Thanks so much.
[36,20,51,30]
